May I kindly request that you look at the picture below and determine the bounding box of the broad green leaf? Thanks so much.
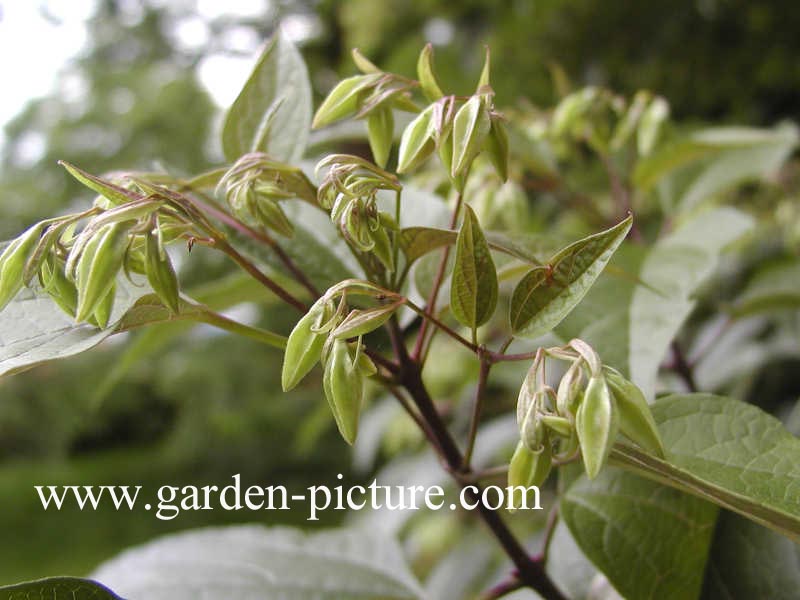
[557,207,753,398]
[510,215,631,339]
[221,34,312,163]
[92,525,425,599]
[90,272,272,405]
[634,124,798,211]
[703,511,800,600]
[545,521,598,600]
[702,511,800,600]
[400,227,544,267]
[732,257,800,317]
[0,577,121,599]
[450,205,498,329]
[0,272,145,378]
[611,394,800,541]
[562,467,718,600]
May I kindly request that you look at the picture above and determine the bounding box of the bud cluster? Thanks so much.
[0,163,202,327]
[509,339,665,497]
[218,153,317,238]
[281,279,404,444]
[316,155,401,273]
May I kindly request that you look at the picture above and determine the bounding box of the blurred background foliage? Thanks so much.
[0,0,798,584]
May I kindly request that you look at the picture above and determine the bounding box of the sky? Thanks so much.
[0,0,312,154]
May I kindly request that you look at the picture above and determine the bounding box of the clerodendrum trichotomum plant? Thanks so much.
[0,35,799,599]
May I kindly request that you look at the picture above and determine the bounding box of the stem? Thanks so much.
[463,352,491,468]
[194,309,287,349]
[539,505,559,565]
[405,300,477,353]
[480,577,524,600]
[397,361,566,600]
[189,193,320,298]
[215,239,307,313]
[411,192,464,361]
[669,340,698,392]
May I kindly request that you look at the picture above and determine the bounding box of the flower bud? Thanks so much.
[367,105,394,169]
[75,221,132,324]
[576,374,618,479]
[281,300,329,392]
[332,299,403,340]
[323,338,363,445]
[603,365,665,457]
[312,74,382,129]
[397,104,436,173]
[145,231,180,315]
[451,95,491,180]
[0,222,46,311]
[508,441,552,510]
[417,44,444,102]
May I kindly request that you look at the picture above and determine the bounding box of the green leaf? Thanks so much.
[634,124,798,211]
[400,226,544,269]
[0,272,145,378]
[510,215,631,339]
[702,511,800,600]
[732,257,800,316]
[562,467,718,600]
[312,74,381,129]
[611,394,800,541]
[221,34,312,163]
[92,525,424,599]
[450,205,498,329]
[59,161,140,205]
[0,577,122,599]
[557,207,753,398]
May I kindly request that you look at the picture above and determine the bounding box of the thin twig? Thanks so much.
[189,193,320,298]
[480,577,524,600]
[214,239,307,313]
[411,192,464,361]
[669,340,698,392]
[463,350,491,468]
[405,300,477,354]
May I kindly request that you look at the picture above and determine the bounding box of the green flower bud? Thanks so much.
[312,74,382,129]
[603,365,665,457]
[323,338,363,445]
[145,231,180,315]
[367,105,394,169]
[508,441,552,510]
[0,222,46,311]
[519,391,548,452]
[486,114,509,182]
[351,48,381,74]
[417,43,444,102]
[332,299,403,340]
[557,359,584,417]
[451,95,491,180]
[397,104,436,173]
[92,283,116,329]
[40,254,78,317]
[540,414,573,438]
[74,221,132,324]
[576,374,618,479]
[281,300,328,392]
